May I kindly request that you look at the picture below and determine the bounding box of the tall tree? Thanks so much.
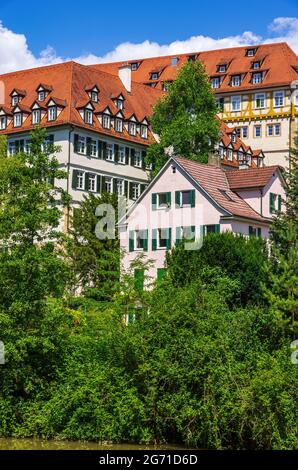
[67,192,120,301]
[266,133,298,331]
[147,61,220,175]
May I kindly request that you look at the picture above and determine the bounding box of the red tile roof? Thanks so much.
[226,166,283,190]
[173,156,268,222]
[94,42,298,93]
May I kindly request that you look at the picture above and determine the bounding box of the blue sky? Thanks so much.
[0,0,297,73]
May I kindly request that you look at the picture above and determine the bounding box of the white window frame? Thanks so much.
[267,123,281,137]
[90,139,97,157]
[253,61,260,69]
[91,91,98,102]
[115,118,123,132]
[247,49,255,57]
[211,77,220,89]
[157,228,168,249]
[141,125,148,139]
[0,116,7,130]
[254,125,262,138]
[274,91,284,107]
[131,63,138,71]
[116,99,123,110]
[151,73,158,80]
[116,179,124,196]
[231,96,241,112]
[134,229,146,251]
[106,143,114,161]
[105,177,113,194]
[252,73,262,84]
[132,183,141,200]
[88,173,96,192]
[78,136,86,154]
[227,149,233,160]
[157,193,169,209]
[118,146,125,164]
[77,171,84,190]
[32,109,41,125]
[84,109,93,125]
[231,75,241,87]
[38,91,45,101]
[12,95,19,106]
[13,112,22,127]
[8,142,16,155]
[255,93,265,109]
[48,106,57,121]
[102,114,111,129]
[218,65,226,73]
[128,121,137,136]
[134,150,142,167]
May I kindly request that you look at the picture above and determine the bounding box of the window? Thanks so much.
[115,118,123,132]
[188,55,197,62]
[150,72,158,80]
[0,116,7,130]
[131,63,138,71]
[102,114,110,129]
[218,64,227,73]
[132,183,140,200]
[13,113,22,127]
[141,125,148,139]
[249,226,262,237]
[25,140,31,154]
[134,150,142,167]
[231,75,241,87]
[204,224,220,235]
[157,228,170,249]
[269,193,282,213]
[90,139,97,156]
[105,177,113,193]
[246,48,256,57]
[175,189,195,208]
[231,96,241,111]
[12,95,19,106]
[152,192,171,209]
[128,121,137,136]
[274,91,284,107]
[48,106,57,121]
[176,226,195,244]
[38,91,45,101]
[236,126,248,139]
[106,143,114,161]
[118,146,125,164]
[77,171,84,190]
[134,230,147,250]
[267,123,281,137]
[77,136,86,154]
[116,99,123,110]
[8,142,16,155]
[254,125,262,138]
[88,173,96,192]
[216,97,224,112]
[116,179,124,196]
[255,93,265,108]
[252,61,260,69]
[171,57,178,66]
[84,109,93,124]
[252,72,263,84]
[32,109,41,124]
[91,91,98,102]
[227,148,233,160]
[211,77,220,89]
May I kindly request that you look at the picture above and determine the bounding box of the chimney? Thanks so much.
[208,151,221,167]
[118,64,131,94]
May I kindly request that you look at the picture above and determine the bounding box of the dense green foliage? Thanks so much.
[147,61,220,175]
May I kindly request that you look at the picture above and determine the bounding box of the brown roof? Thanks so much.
[94,42,298,93]
[0,61,164,145]
[226,166,283,190]
[173,156,268,222]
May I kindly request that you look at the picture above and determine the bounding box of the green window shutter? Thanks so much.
[152,229,157,251]
[157,268,167,281]
[124,180,129,198]
[278,195,282,211]
[129,182,134,200]
[86,137,91,156]
[143,229,148,252]
[113,178,117,194]
[249,226,253,236]
[152,193,157,210]
[134,269,144,292]
[166,228,172,249]
[98,140,103,158]
[191,225,196,241]
[190,190,196,208]
[129,231,134,252]
[200,225,205,240]
[175,191,181,208]
[74,134,79,153]
[176,226,182,246]
[102,141,107,160]
[72,169,79,189]
[257,227,262,237]
[85,172,90,191]
[19,139,24,151]
[141,150,147,169]
[125,147,130,164]
[269,193,275,213]
[131,148,135,166]
[166,192,171,208]
[215,224,220,233]
[97,174,102,193]
[114,144,119,163]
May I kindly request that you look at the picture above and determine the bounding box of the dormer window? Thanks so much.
[150,72,159,81]
[84,109,93,125]
[188,55,197,62]
[128,121,136,136]
[116,98,123,110]
[211,77,220,89]
[131,62,139,71]
[246,48,256,57]
[231,133,237,143]
[171,57,178,66]
[141,125,148,139]
[102,114,110,129]
[0,116,7,130]
[231,75,241,87]
[252,61,260,70]
[48,106,57,121]
[13,112,22,128]
[38,91,45,101]
[217,64,227,73]
[12,95,19,106]
[91,91,98,102]
[115,117,123,132]
[32,109,41,125]
[252,72,263,84]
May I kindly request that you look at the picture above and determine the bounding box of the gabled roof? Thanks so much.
[226,165,284,190]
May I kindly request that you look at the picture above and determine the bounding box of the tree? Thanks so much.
[67,192,120,301]
[266,133,298,331]
[147,61,220,175]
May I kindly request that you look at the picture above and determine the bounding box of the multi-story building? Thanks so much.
[0,59,266,231]
[95,42,298,168]
[119,157,286,284]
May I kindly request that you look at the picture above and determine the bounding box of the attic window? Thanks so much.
[150,72,159,80]
[252,72,263,84]
[131,63,139,71]
[188,55,197,62]
[0,116,7,130]
[171,57,178,66]
[219,189,235,202]
[13,112,22,128]
[116,98,123,110]
[91,91,98,102]
[102,114,111,129]
[128,121,136,136]
[217,64,227,73]
[231,75,241,87]
[48,106,57,122]
[84,109,93,125]
[38,91,45,101]
[252,61,260,69]
[32,109,41,125]
[12,95,19,106]
[246,48,256,57]
[211,77,220,89]
[141,124,148,139]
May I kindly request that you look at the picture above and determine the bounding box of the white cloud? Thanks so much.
[0,17,297,74]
